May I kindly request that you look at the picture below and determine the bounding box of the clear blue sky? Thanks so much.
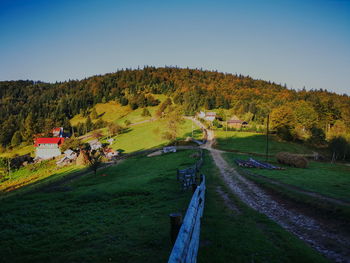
[0,0,349,94]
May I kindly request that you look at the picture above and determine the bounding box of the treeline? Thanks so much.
[0,67,349,153]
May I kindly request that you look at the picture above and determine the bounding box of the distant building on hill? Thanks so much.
[52,127,64,137]
[52,127,71,138]
[34,137,64,159]
[89,139,102,150]
[227,119,248,129]
[197,111,217,122]
[103,148,119,159]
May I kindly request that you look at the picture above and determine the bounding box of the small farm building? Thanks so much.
[34,137,64,159]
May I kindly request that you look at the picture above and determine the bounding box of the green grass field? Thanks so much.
[0,144,34,158]
[70,94,168,126]
[215,130,312,155]
[223,152,350,202]
[197,151,328,263]
[109,118,201,153]
[0,149,328,263]
[0,160,83,196]
[0,150,198,263]
[0,118,201,197]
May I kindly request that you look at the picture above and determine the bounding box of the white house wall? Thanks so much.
[36,148,62,159]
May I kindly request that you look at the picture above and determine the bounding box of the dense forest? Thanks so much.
[0,67,349,156]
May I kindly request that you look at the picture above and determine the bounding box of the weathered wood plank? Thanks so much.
[168,175,206,263]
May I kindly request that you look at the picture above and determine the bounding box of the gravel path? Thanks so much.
[190,118,350,263]
[240,169,350,207]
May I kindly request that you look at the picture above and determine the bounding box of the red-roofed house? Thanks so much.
[52,127,64,137]
[34,138,64,159]
[197,111,217,122]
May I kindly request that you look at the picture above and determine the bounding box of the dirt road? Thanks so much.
[190,118,350,263]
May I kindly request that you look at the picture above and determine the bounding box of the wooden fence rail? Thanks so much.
[168,175,206,263]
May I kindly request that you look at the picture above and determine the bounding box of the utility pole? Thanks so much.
[7,157,11,180]
[225,113,228,137]
[191,118,194,138]
[265,114,270,162]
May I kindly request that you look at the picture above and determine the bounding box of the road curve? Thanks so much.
[189,117,350,263]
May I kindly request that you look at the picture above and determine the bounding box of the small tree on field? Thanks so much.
[162,106,184,143]
[92,131,103,139]
[108,123,122,137]
[124,120,131,127]
[89,151,102,175]
[141,108,151,117]
[156,98,172,118]
[90,108,98,119]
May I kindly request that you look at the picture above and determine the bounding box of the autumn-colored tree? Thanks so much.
[328,120,347,140]
[293,101,318,130]
[156,98,172,117]
[108,122,122,137]
[270,105,296,129]
[162,106,184,142]
[270,105,296,141]
[141,108,151,117]
[61,137,82,152]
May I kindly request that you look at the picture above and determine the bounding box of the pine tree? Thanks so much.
[90,108,98,119]
[11,131,22,147]
[85,116,93,133]
[22,113,34,142]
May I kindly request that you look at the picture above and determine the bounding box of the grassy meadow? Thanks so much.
[197,151,328,263]
[70,94,168,126]
[109,118,202,153]
[0,160,83,196]
[215,130,312,155]
[0,118,201,197]
[0,149,329,263]
[0,144,34,158]
[224,152,350,201]
[0,150,198,263]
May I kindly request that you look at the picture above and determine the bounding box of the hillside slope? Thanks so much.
[0,67,349,149]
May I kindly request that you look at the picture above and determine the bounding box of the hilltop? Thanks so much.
[0,67,349,155]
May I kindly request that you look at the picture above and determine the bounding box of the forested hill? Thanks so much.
[0,67,349,147]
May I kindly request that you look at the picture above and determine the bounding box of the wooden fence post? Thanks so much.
[192,183,197,193]
[169,213,182,245]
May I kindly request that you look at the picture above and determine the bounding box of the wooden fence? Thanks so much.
[168,174,206,263]
[176,149,204,190]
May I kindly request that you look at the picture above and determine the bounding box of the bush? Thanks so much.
[329,136,348,161]
[276,152,308,168]
[141,108,151,117]
[308,126,326,145]
[212,119,222,129]
[276,126,294,141]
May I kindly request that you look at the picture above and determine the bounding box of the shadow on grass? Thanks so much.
[0,149,198,263]
[215,132,311,156]
[184,129,203,139]
[0,166,88,199]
